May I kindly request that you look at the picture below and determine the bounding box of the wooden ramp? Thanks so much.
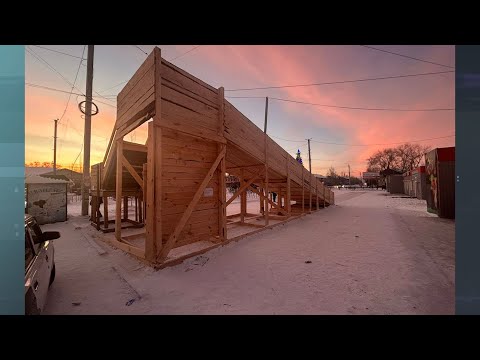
[93,47,334,266]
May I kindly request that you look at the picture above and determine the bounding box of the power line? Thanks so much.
[225,70,454,92]
[25,83,116,108]
[60,46,86,121]
[31,45,85,60]
[360,45,454,69]
[170,45,201,61]
[272,134,455,147]
[270,97,454,112]
[132,45,148,55]
[97,80,127,94]
[26,47,86,96]
[271,135,305,143]
[310,134,455,146]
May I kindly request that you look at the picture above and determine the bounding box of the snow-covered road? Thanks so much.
[43,189,454,315]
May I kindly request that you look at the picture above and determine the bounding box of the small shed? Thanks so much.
[425,147,455,219]
[403,170,414,197]
[380,169,404,194]
[412,166,427,200]
[25,175,69,225]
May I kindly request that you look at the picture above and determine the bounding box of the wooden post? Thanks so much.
[123,196,128,221]
[316,180,319,210]
[287,161,291,216]
[115,139,123,241]
[279,187,283,208]
[264,97,269,226]
[240,168,246,223]
[323,185,326,208]
[103,196,108,229]
[135,197,138,222]
[145,47,163,262]
[142,163,146,224]
[217,87,227,241]
[302,169,305,213]
[259,182,264,215]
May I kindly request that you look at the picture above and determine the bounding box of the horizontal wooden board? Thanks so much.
[161,59,218,102]
[118,51,155,104]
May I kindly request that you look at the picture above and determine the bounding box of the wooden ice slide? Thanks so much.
[91,47,334,267]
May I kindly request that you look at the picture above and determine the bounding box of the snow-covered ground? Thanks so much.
[43,189,454,315]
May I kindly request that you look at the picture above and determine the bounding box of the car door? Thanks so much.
[25,220,51,313]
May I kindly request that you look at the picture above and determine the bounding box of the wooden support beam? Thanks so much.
[259,182,264,215]
[287,161,291,216]
[145,123,156,261]
[123,196,128,220]
[240,168,246,223]
[157,146,226,263]
[309,172,312,212]
[217,87,227,242]
[279,188,283,208]
[142,163,146,223]
[121,154,144,190]
[226,170,262,207]
[115,139,123,241]
[302,169,305,213]
[135,196,138,222]
[103,196,108,229]
[323,185,326,208]
[316,180,319,210]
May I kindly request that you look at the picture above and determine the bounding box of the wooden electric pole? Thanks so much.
[307,138,312,211]
[348,164,351,185]
[81,45,94,216]
[263,97,269,225]
[53,119,58,175]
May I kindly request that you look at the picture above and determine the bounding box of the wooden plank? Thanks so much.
[161,58,218,98]
[218,87,226,242]
[118,50,155,103]
[123,196,128,220]
[157,146,226,263]
[161,84,218,122]
[162,77,218,108]
[115,110,153,142]
[123,141,147,153]
[115,139,123,241]
[117,70,154,123]
[153,47,163,261]
[104,237,145,259]
[302,167,305,213]
[160,111,226,144]
[122,155,144,190]
[103,196,108,229]
[240,168,246,223]
[145,122,156,262]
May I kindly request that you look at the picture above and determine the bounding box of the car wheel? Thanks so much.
[49,263,56,287]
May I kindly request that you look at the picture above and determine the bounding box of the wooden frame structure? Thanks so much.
[92,47,334,267]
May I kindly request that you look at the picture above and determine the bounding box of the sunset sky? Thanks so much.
[25,45,455,176]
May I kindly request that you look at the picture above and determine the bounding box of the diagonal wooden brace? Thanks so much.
[157,146,227,263]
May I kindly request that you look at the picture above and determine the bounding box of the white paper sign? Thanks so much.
[203,187,214,197]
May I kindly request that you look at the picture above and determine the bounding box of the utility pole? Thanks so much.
[53,119,58,175]
[81,45,94,216]
[307,138,312,211]
[348,164,351,185]
[263,97,268,224]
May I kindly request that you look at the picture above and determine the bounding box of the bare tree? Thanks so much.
[367,144,432,173]
[327,166,337,178]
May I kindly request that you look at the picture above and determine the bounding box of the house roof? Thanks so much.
[25,175,69,184]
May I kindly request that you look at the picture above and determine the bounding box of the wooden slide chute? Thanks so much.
[91,47,334,267]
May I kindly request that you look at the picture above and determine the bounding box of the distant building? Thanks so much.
[380,168,403,194]
[43,169,83,192]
